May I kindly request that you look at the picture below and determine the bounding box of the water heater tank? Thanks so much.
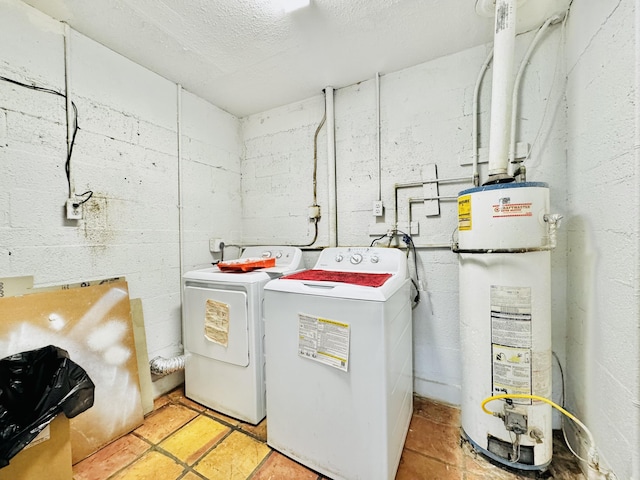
[457,182,553,470]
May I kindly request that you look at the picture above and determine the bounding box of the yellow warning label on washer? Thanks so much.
[298,313,350,372]
[458,195,472,231]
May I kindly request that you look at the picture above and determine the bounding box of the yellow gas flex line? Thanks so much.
[481,394,598,470]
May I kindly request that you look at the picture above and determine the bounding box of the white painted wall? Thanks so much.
[3,2,638,477]
[565,0,639,478]
[0,0,242,395]
[241,27,568,406]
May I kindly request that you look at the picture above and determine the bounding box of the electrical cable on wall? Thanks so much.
[290,91,326,248]
[0,74,91,205]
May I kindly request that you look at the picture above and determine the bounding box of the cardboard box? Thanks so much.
[0,415,72,480]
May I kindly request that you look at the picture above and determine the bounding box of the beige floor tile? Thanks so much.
[153,394,171,411]
[73,434,151,480]
[238,418,267,442]
[180,473,204,480]
[396,449,463,480]
[134,404,199,444]
[413,396,461,427]
[110,451,185,480]
[167,387,208,413]
[159,416,230,465]
[404,415,463,466]
[251,451,319,480]
[180,472,202,480]
[205,408,242,427]
[194,430,270,480]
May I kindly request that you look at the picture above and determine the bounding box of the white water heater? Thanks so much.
[457,182,553,470]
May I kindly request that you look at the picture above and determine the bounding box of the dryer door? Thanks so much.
[184,286,249,367]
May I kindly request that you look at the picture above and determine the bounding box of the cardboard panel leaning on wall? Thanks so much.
[0,280,144,464]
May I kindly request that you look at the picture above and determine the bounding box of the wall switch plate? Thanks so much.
[373,201,384,216]
[66,199,82,220]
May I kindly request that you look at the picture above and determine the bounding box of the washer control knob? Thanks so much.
[370,255,379,263]
[335,254,344,262]
[350,253,363,265]
[275,251,283,259]
[262,251,271,258]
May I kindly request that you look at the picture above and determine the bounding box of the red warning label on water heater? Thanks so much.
[492,202,532,218]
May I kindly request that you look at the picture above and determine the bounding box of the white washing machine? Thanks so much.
[182,246,303,424]
[264,247,413,480]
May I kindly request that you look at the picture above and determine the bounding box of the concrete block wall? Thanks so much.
[180,91,242,270]
[0,0,242,396]
[242,95,328,250]
[565,0,639,477]
[241,29,568,406]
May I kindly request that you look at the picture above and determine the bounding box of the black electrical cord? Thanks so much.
[0,74,89,200]
[398,230,421,306]
[370,229,421,306]
[369,233,387,247]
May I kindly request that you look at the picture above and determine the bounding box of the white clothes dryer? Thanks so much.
[182,246,303,424]
[264,247,412,480]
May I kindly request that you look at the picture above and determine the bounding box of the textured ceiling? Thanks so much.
[19,0,564,117]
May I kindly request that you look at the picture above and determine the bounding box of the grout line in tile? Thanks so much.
[190,425,237,470]
[103,445,191,480]
[245,449,275,479]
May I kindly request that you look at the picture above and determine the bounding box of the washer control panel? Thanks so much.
[241,246,303,269]
[320,247,401,273]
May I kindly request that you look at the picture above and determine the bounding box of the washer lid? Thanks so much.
[281,270,392,287]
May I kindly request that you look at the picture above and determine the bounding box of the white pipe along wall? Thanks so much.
[325,86,337,247]
[486,0,517,183]
[2,0,637,477]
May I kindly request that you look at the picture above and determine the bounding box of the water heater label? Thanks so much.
[298,313,350,372]
[490,286,532,401]
[492,345,532,399]
[492,201,532,218]
[458,195,472,230]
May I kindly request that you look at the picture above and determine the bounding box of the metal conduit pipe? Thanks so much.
[63,23,75,197]
[473,48,494,186]
[394,178,474,225]
[508,15,557,173]
[325,87,337,247]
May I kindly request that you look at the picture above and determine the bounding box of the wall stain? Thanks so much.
[82,194,114,252]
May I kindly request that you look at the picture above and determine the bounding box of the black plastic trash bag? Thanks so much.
[0,345,95,467]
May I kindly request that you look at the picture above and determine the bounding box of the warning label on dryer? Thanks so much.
[298,313,350,372]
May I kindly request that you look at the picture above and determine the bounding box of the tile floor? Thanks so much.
[73,386,585,480]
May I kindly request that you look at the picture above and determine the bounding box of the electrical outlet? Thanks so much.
[373,201,384,217]
[209,238,225,253]
[66,199,82,220]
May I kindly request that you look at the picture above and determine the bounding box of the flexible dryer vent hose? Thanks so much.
[149,355,186,377]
